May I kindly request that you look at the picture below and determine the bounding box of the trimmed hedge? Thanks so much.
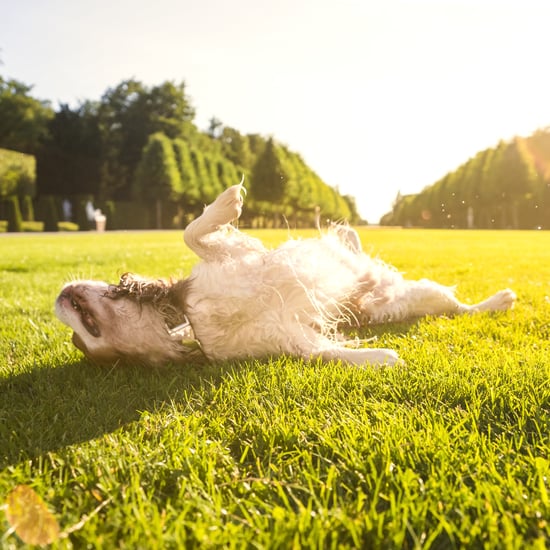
[0,197,23,232]
[0,148,36,198]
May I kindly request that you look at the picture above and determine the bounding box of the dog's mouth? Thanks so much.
[60,289,101,338]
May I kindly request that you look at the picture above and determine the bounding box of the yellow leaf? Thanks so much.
[4,485,60,545]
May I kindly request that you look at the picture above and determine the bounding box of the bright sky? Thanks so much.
[2,0,550,222]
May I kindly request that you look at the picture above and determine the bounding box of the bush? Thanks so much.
[57,221,79,231]
[0,148,36,197]
[74,198,92,231]
[1,196,24,232]
[22,221,44,232]
[111,201,151,229]
[20,195,34,221]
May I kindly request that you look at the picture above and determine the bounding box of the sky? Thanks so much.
[2,0,550,222]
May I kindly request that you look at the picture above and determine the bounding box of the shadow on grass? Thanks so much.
[0,321,417,471]
[343,319,418,342]
[0,358,235,470]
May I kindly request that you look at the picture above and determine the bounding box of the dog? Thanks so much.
[55,183,516,367]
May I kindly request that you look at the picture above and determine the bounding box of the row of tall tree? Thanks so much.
[134,132,240,228]
[134,131,357,228]
[0,74,360,229]
[382,130,550,229]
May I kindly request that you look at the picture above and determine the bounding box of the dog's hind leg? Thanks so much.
[365,279,516,323]
[460,288,517,313]
[330,223,363,253]
[184,184,265,261]
[184,184,244,256]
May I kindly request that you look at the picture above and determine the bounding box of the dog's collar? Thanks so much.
[167,314,192,337]
[166,314,205,357]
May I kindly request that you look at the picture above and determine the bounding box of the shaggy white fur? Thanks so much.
[56,184,516,367]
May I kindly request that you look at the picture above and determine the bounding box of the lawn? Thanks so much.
[1,228,549,549]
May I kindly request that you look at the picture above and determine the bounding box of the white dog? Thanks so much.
[55,184,516,367]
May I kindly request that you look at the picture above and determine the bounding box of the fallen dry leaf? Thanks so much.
[4,485,60,545]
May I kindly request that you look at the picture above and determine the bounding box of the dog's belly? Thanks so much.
[183,235,402,360]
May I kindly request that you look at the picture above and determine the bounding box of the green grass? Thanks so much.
[1,229,549,549]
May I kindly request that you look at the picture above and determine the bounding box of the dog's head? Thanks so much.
[55,273,199,366]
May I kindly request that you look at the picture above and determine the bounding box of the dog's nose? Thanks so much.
[60,286,73,298]
[58,285,74,302]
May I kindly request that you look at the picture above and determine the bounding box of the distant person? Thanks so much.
[86,201,95,230]
[62,199,72,222]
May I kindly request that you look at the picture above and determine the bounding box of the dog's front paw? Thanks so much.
[338,347,403,367]
[366,348,403,367]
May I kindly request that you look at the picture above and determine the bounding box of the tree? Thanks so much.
[381,130,550,228]
[0,76,53,154]
[220,126,253,170]
[1,72,356,229]
[204,154,223,199]
[217,158,240,189]
[527,129,550,227]
[207,117,223,139]
[491,139,538,228]
[189,148,212,202]
[134,133,182,229]
[37,102,102,197]
[251,138,285,202]
[476,146,500,228]
[172,139,200,207]
[0,148,35,198]
[2,196,23,232]
[98,79,195,201]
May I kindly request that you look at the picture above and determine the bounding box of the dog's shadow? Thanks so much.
[1,322,416,471]
[344,320,417,344]
[0,359,231,471]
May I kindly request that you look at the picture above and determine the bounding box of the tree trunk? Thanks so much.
[156,199,162,229]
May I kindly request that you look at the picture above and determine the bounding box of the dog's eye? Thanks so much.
[71,299,81,311]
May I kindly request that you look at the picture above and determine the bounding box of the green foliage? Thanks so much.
[203,155,223,199]
[219,126,254,170]
[98,79,195,201]
[0,77,53,154]
[0,229,549,547]
[1,196,23,231]
[189,148,213,201]
[57,221,79,231]
[108,201,150,230]
[73,198,91,232]
[248,140,355,225]
[251,137,285,202]
[37,103,102,197]
[217,157,240,190]
[134,133,183,229]
[384,129,550,228]
[20,195,34,221]
[34,195,59,232]
[135,133,182,201]
[172,138,200,205]
[1,74,357,229]
[0,147,36,198]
